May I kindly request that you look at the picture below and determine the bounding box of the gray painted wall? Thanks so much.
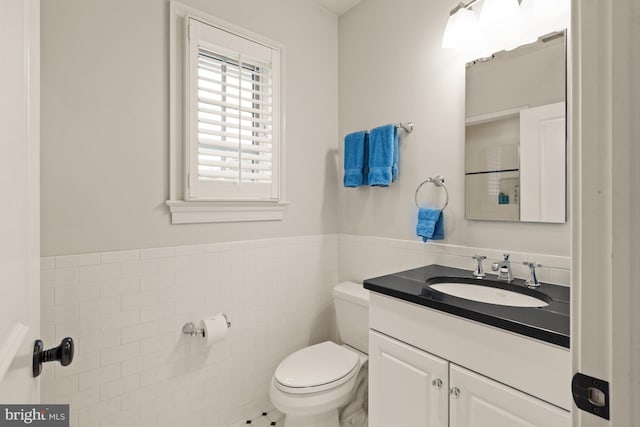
[338,0,570,256]
[41,0,571,258]
[41,0,339,256]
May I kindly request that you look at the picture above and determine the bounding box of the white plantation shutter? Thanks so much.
[187,18,280,200]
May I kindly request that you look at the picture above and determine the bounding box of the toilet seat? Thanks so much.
[274,341,360,395]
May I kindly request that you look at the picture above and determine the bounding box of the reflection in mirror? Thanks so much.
[465,31,566,223]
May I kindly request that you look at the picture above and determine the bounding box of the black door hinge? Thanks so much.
[571,372,610,420]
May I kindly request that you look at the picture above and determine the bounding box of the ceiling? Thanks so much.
[316,0,362,15]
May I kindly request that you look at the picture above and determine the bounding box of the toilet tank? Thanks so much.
[333,282,370,354]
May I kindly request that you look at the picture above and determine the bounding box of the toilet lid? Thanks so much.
[274,341,359,389]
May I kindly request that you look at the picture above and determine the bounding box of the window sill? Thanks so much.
[166,200,289,224]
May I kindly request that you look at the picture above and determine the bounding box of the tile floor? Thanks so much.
[230,408,284,427]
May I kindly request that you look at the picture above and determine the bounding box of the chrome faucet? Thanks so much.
[523,261,541,288]
[491,254,513,282]
[472,255,486,278]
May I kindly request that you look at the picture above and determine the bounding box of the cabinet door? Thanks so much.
[449,364,570,427]
[369,330,448,427]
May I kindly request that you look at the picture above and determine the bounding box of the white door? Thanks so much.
[449,364,571,427]
[369,330,448,427]
[0,0,41,403]
[520,102,566,223]
[571,0,639,425]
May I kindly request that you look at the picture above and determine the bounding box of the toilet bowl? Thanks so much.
[269,282,370,427]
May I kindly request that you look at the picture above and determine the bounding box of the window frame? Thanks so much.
[168,1,287,224]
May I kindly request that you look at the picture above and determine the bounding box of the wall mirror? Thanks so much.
[465,31,566,223]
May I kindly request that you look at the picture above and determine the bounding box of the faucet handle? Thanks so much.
[522,261,542,287]
[503,253,510,261]
[472,255,486,278]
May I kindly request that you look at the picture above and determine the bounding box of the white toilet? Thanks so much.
[269,281,370,427]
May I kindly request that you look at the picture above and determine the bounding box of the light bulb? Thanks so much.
[479,0,521,29]
[442,7,479,49]
[478,0,523,54]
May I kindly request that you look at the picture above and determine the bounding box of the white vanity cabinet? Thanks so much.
[369,330,448,427]
[368,293,572,427]
[449,364,570,426]
[369,331,570,427]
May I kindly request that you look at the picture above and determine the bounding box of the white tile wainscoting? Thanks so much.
[40,233,569,427]
[40,235,338,427]
[338,234,570,288]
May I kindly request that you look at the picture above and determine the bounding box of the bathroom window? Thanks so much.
[168,3,287,224]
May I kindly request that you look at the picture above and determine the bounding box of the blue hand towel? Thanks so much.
[343,131,367,187]
[368,124,395,186]
[416,208,445,242]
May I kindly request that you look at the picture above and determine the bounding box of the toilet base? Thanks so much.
[284,410,338,427]
[340,408,367,427]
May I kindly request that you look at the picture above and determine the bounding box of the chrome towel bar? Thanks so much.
[395,122,414,133]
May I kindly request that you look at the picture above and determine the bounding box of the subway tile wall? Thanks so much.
[338,234,571,287]
[41,233,569,427]
[40,235,339,427]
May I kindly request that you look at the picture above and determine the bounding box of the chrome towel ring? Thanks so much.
[414,176,449,210]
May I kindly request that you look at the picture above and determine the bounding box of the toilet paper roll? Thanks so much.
[200,314,229,345]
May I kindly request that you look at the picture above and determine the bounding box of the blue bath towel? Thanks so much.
[343,131,368,187]
[368,124,396,186]
[416,208,445,242]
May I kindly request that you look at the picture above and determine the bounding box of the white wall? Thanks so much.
[40,235,338,427]
[39,2,340,425]
[338,0,570,257]
[38,0,580,425]
[41,0,339,256]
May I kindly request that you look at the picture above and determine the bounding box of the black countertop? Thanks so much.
[364,264,570,348]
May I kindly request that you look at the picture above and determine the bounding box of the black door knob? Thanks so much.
[33,337,74,378]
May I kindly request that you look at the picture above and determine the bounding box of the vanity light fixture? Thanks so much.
[480,0,524,53]
[442,0,569,55]
[478,0,521,29]
[442,2,479,49]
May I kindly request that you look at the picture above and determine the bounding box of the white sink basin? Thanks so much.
[430,282,549,308]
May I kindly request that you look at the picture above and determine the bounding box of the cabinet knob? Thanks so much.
[432,378,443,390]
[450,387,461,399]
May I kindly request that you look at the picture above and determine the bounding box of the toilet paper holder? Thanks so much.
[181,314,231,337]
